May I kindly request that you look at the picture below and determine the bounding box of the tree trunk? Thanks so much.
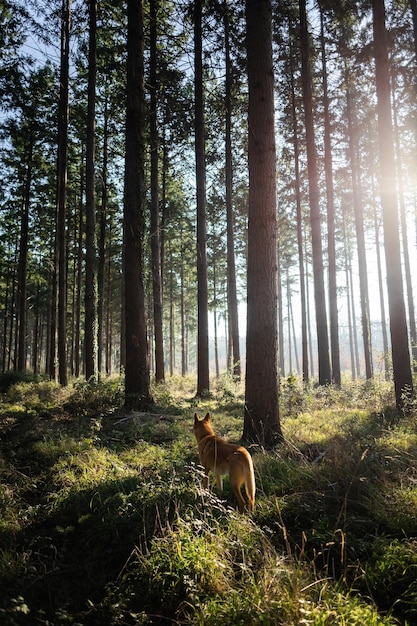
[224,0,241,380]
[2,266,11,372]
[299,0,331,385]
[391,77,417,368]
[123,0,153,408]
[84,0,97,381]
[105,222,113,375]
[344,62,373,379]
[243,0,282,447]
[194,0,210,396]
[372,0,413,410]
[320,8,340,386]
[75,162,83,378]
[180,236,187,377]
[32,281,40,374]
[17,142,33,372]
[150,0,165,383]
[289,22,308,383]
[97,92,108,378]
[373,197,390,380]
[277,239,285,377]
[57,0,71,386]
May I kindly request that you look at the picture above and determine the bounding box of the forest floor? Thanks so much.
[0,372,416,625]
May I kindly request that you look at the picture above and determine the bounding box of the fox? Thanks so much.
[193,412,255,513]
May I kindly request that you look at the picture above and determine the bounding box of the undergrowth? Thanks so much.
[0,373,415,625]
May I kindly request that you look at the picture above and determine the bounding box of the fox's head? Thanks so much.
[193,412,214,441]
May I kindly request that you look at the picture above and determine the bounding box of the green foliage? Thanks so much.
[0,371,37,393]
[364,539,417,620]
[0,376,414,625]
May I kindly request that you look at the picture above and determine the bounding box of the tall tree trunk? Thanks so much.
[150,0,165,383]
[2,266,11,372]
[344,61,373,379]
[224,0,240,380]
[320,8,340,386]
[243,0,282,447]
[373,199,390,380]
[299,0,331,385]
[124,0,153,408]
[75,163,83,378]
[180,235,187,377]
[344,247,356,380]
[305,254,314,378]
[391,78,417,368]
[194,0,210,396]
[289,22,308,383]
[84,0,97,380]
[408,0,417,142]
[286,267,292,373]
[32,281,40,374]
[46,239,56,378]
[17,143,33,372]
[57,0,71,386]
[105,221,113,375]
[97,91,108,378]
[372,0,413,409]
[277,241,285,376]
[290,290,300,374]
[169,246,175,376]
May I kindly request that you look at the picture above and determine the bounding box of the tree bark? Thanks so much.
[194,0,210,396]
[57,0,71,386]
[372,0,414,409]
[123,0,153,408]
[344,60,373,379]
[289,21,308,383]
[320,8,341,386]
[299,0,331,385]
[373,196,390,380]
[17,142,33,372]
[391,77,417,369]
[97,91,108,377]
[224,0,241,380]
[150,0,165,383]
[84,0,97,380]
[243,0,282,447]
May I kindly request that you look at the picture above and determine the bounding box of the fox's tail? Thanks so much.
[244,455,256,512]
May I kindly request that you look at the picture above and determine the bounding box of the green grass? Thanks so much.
[0,373,415,624]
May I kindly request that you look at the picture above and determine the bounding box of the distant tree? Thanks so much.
[123,0,153,408]
[298,0,331,385]
[14,94,34,373]
[344,59,373,380]
[372,0,414,409]
[243,0,283,447]
[288,18,308,382]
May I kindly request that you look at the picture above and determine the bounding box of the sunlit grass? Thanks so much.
[0,374,415,625]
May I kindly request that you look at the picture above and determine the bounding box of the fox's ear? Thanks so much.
[194,413,199,424]
[204,413,210,421]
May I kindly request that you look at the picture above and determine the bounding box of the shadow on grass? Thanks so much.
[253,405,417,623]
[0,405,200,625]
[0,468,201,624]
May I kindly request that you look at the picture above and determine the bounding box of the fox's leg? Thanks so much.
[232,484,245,513]
[215,473,223,492]
[230,473,245,513]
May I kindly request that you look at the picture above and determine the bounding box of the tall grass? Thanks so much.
[0,374,415,624]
